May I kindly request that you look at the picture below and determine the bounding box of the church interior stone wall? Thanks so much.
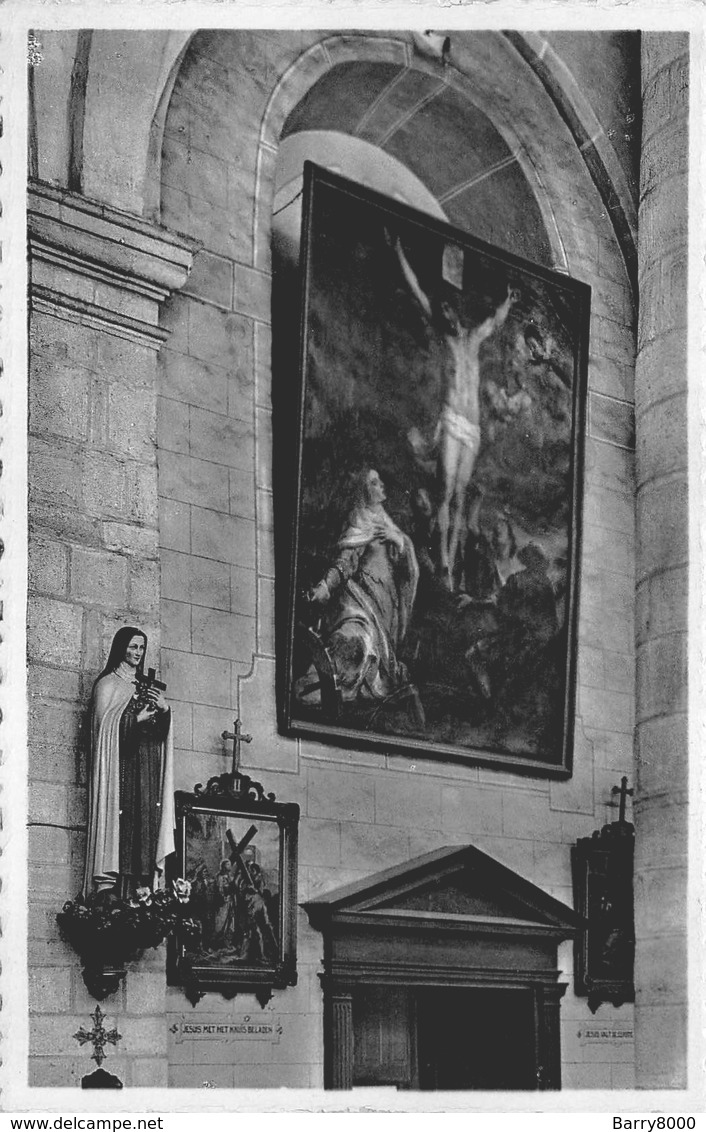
[23,27,689,1095]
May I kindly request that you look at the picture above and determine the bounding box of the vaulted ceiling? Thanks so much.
[281,61,554,268]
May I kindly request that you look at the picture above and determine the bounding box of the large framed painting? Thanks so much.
[282,163,590,777]
[169,786,299,1005]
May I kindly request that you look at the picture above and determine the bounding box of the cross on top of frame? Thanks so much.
[610,776,634,825]
[73,1006,122,1067]
[222,718,252,778]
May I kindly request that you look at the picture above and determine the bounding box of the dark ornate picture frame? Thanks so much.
[168,774,299,1006]
[572,820,635,1013]
[281,164,590,777]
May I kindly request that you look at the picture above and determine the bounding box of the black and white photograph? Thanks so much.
[1,1,702,1117]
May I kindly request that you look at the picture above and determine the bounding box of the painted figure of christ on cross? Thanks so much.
[389,231,519,589]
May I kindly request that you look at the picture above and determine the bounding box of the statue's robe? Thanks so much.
[83,671,175,895]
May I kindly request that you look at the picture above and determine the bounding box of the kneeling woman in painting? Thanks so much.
[303,468,419,706]
[83,626,175,899]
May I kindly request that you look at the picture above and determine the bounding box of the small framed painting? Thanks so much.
[169,783,299,1005]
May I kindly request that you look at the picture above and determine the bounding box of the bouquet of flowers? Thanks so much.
[57,879,202,968]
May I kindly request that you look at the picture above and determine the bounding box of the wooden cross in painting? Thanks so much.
[222,718,252,779]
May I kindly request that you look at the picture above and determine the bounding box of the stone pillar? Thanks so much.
[633,34,689,1089]
[27,181,194,1087]
[324,984,354,1090]
[536,983,567,1090]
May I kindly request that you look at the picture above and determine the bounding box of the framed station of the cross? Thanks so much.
[168,782,299,1005]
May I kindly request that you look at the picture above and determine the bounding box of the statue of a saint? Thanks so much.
[83,626,175,898]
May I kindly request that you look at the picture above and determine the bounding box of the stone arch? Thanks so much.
[252,33,570,276]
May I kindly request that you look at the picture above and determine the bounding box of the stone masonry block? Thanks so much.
[187,302,254,370]
[257,575,275,654]
[253,320,272,411]
[161,598,191,652]
[27,596,84,667]
[579,684,634,734]
[632,1005,686,1088]
[118,1016,168,1056]
[585,427,634,482]
[159,498,191,553]
[375,772,443,832]
[82,451,127,518]
[638,185,687,274]
[30,502,102,549]
[634,867,687,945]
[306,766,375,824]
[29,967,73,1014]
[641,119,688,198]
[29,743,80,787]
[256,405,272,491]
[636,474,687,580]
[162,648,232,707]
[191,605,256,663]
[162,136,229,211]
[30,358,90,441]
[234,264,272,323]
[102,521,158,559]
[501,791,563,842]
[191,703,241,757]
[157,395,190,455]
[159,348,229,417]
[230,465,256,521]
[161,549,230,610]
[127,461,160,526]
[29,781,68,826]
[29,537,69,596]
[635,328,686,413]
[338,822,412,877]
[129,557,160,615]
[636,391,686,482]
[190,406,254,471]
[131,1059,169,1088]
[642,46,689,134]
[183,249,234,309]
[107,383,157,458]
[29,437,82,510]
[633,795,687,869]
[191,506,255,570]
[231,564,257,618]
[298,818,342,868]
[29,825,71,866]
[636,565,687,645]
[29,699,82,758]
[440,784,503,836]
[160,450,230,512]
[588,354,635,402]
[589,393,634,450]
[638,254,687,350]
[28,662,80,702]
[70,546,129,607]
[125,971,167,1016]
[636,633,687,722]
[583,483,635,535]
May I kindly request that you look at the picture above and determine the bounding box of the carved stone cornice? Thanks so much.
[28,180,198,348]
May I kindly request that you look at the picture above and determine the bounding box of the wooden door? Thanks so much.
[352,985,417,1089]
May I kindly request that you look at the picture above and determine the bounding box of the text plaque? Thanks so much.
[169,1014,283,1044]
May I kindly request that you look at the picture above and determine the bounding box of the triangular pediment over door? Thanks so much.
[304,845,580,1091]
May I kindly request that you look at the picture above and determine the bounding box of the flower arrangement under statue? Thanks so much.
[58,879,202,999]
